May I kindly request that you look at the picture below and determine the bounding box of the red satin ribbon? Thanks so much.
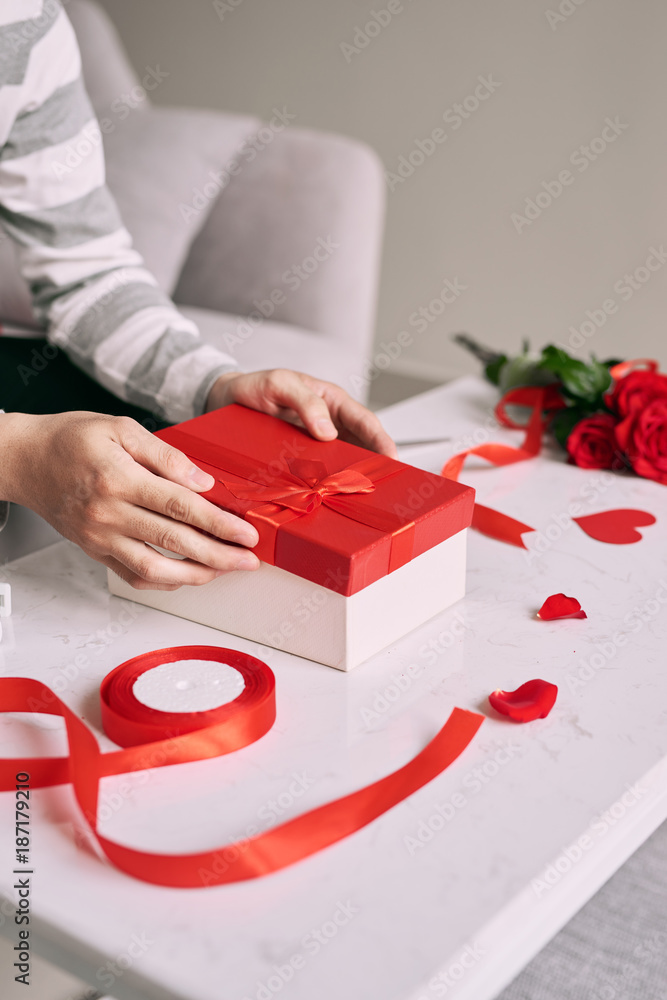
[441,386,564,548]
[222,457,376,513]
[0,646,483,888]
[608,358,657,380]
[165,428,416,575]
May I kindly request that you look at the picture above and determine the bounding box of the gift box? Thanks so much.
[108,404,475,670]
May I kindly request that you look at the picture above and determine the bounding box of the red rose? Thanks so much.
[615,398,667,485]
[566,413,622,470]
[607,370,667,417]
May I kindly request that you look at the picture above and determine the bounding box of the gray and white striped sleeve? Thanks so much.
[0,409,6,530]
[0,2,238,425]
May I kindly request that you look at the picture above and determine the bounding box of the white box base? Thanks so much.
[107,530,467,671]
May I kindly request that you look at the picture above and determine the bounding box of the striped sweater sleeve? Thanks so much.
[0,409,6,530]
[0,2,238,425]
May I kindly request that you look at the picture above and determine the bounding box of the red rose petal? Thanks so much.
[537,593,587,621]
[488,679,558,722]
[573,509,656,544]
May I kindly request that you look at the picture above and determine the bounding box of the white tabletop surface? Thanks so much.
[1,376,667,1000]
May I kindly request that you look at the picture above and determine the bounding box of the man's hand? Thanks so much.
[206,369,398,459]
[0,411,260,591]
[0,373,396,591]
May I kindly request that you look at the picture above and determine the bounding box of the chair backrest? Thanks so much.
[64,0,148,120]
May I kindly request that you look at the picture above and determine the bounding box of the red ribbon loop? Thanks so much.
[224,457,376,514]
[441,386,565,548]
[0,647,484,888]
[609,358,658,380]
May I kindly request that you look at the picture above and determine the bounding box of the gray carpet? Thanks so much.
[496,820,667,1000]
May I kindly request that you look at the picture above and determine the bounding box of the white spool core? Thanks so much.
[132,659,245,713]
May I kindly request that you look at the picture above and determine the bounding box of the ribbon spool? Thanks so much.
[0,645,483,889]
[100,645,275,748]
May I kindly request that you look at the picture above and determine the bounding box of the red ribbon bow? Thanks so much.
[164,429,418,583]
[223,457,376,514]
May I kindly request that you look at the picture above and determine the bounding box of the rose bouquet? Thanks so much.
[455,335,667,485]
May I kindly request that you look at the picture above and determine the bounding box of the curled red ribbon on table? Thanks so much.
[0,647,483,888]
[165,429,417,575]
[441,385,565,548]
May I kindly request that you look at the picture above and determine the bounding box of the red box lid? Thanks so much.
[158,404,475,596]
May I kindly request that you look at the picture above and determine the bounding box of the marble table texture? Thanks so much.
[0,376,666,1000]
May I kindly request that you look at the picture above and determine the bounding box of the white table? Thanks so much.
[1,376,666,1000]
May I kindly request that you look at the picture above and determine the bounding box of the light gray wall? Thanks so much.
[97,0,667,380]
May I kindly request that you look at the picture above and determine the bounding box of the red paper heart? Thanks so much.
[537,594,587,621]
[488,679,558,723]
[573,509,656,544]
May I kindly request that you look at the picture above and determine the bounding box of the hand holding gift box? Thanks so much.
[109,404,475,669]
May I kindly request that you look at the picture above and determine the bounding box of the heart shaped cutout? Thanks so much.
[573,509,656,545]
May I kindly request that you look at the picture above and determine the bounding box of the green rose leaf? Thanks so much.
[538,346,612,403]
[484,354,508,386]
